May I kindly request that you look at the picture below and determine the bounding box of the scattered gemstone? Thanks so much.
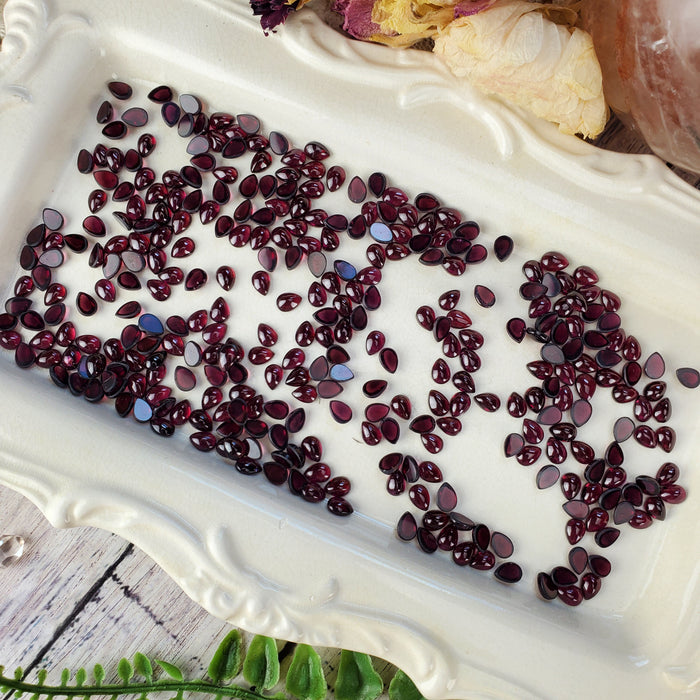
[329,400,352,424]
[536,464,560,489]
[474,284,496,308]
[491,532,514,559]
[644,352,665,379]
[0,535,25,567]
[397,512,418,541]
[379,347,398,374]
[676,367,699,389]
[436,482,457,512]
[493,235,514,261]
[494,562,522,583]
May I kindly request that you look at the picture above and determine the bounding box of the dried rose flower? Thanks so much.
[250,0,308,33]
[433,0,607,137]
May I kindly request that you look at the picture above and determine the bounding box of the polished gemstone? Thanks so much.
[436,482,457,512]
[536,464,560,489]
[379,347,398,374]
[676,367,700,389]
[0,534,25,567]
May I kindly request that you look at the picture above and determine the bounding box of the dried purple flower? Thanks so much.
[250,0,301,33]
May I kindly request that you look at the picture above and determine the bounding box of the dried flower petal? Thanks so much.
[433,1,607,137]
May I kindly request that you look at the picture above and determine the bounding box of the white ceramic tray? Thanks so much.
[1,1,699,698]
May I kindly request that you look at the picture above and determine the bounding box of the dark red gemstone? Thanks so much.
[397,511,418,541]
[326,496,353,517]
[387,471,406,496]
[378,347,398,373]
[613,501,635,524]
[520,419,543,445]
[421,510,449,531]
[409,414,435,434]
[436,482,457,512]
[491,234,513,261]
[656,426,676,452]
[413,461,440,484]
[534,572,557,600]
[363,380,387,398]
[628,510,653,529]
[102,120,128,139]
[550,566,577,589]
[274,292,300,312]
[657,462,679,485]
[506,318,527,343]
[470,523,489,551]
[378,453,401,475]
[474,284,496,308]
[14,342,36,368]
[431,358,450,384]
[444,392,469,419]
[474,393,500,412]
[643,352,665,379]
[586,507,609,532]
[469,550,495,570]
[107,80,132,99]
[428,390,449,417]
[505,392,526,418]
[594,527,621,548]
[329,400,352,424]
[515,445,541,466]
[361,422,382,445]
[148,85,172,105]
[459,348,481,373]
[676,367,700,388]
[406,484,429,511]
[557,585,583,607]
[535,464,559,489]
[378,417,399,443]
[450,542,474,567]
[415,527,437,554]
[75,291,98,316]
[660,484,686,504]
[644,496,666,520]
[419,432,442,454]
[564,518,585,544]
[491,561,521,583]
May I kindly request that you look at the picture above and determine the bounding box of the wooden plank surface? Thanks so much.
[0,3,698,697]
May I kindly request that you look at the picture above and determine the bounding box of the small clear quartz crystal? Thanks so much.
[0,534,25,567]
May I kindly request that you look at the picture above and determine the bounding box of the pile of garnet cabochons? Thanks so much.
[0,80,696,607]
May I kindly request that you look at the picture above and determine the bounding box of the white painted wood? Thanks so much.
[0,487,404,697]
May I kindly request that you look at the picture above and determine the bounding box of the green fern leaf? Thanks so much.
[242,635,280,691]
[60,669,70,687]
[208,629,243,683]
[93,663,105,686]
[13,668,22,681]
[134,652,153,682]
[155,659,184,682]
[13,690,24,699]
[388,669,426,700]
[285,644,326,700]
[75,668,87,687]
[117,658,134,684]
[334,651,383,700]
[36,669,47,687]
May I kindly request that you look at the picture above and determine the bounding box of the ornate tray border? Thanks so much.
[0,1,698,698]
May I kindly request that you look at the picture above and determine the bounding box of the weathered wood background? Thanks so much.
[1,3,698,697]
